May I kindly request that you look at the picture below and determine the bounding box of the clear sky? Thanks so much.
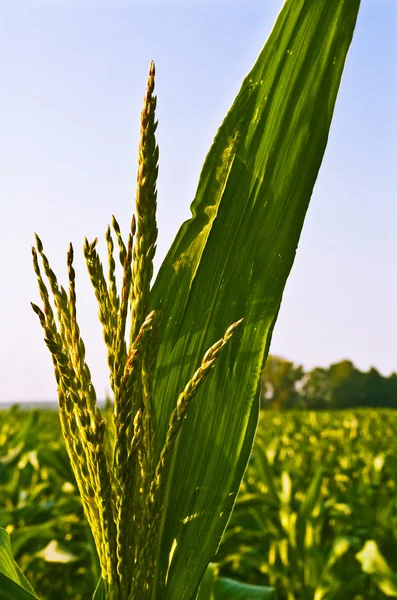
[0,0,396,403]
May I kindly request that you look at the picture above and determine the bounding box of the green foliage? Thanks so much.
[149,1,360,595]
[261,357,397,410]
[198,563,274,599]
[2,408,397,600]
[260,356,305,410]
[215,409,397,599]
[356,540,397,597]
[0,409,98,600]
[0,528,38,598]
[0,573,38,600]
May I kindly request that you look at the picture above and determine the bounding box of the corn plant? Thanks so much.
[0,1,361,598]
[215,410,397,599]
[0,408,99,599]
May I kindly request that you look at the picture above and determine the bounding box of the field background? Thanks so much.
[1,406,397,599]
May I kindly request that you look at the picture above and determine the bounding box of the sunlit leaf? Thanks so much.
[356,540,397,597]
[0,529,37,598]
[0,573,38,600]
[150,1,361,598]
[197,563,274,600]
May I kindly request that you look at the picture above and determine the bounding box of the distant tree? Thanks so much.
[360,368,397,408]
[329,360,365,409]
[260,355,304,409]
[386,373,397,407]
[301,367,332,410]
[262,357,397,411]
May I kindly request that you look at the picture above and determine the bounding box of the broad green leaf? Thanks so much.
[197,564,274,600]
[0,529,37,597]
[0,573,38,600]
[150,1,360,598]
[215,577,274,600]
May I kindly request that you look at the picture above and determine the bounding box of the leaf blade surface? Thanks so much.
[150,1,361,598]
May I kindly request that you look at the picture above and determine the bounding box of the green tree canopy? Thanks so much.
[260,356,304,410]
[261,357,397,410]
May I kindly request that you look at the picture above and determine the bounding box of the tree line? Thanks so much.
[260,356,397,410]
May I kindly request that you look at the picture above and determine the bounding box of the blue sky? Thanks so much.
[0,1,396,402]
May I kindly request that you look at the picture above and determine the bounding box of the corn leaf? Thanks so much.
[356,541,397,597]
[150,1,360,598]
[215,578,274,600]
[0,574,38,600]
[0,529,37,598]
[197,564,274,600]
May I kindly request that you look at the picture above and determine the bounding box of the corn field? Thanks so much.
[1,407,396,599]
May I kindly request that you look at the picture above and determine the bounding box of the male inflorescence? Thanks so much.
[31,62,242,600]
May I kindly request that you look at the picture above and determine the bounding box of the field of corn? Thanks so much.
[1,406,396,600]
